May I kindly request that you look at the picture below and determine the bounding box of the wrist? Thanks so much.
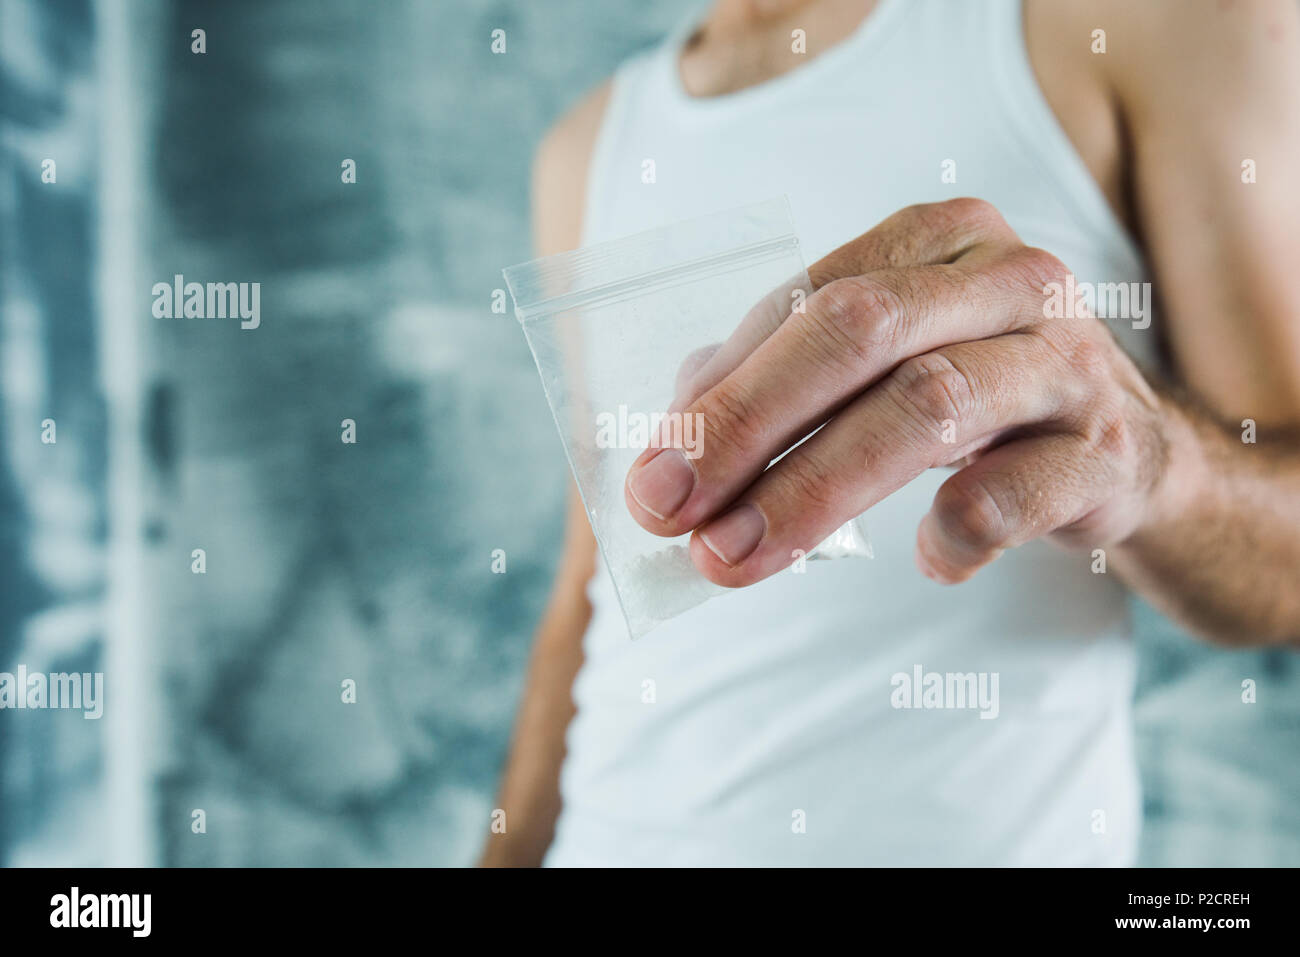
[1127,394,1211,544]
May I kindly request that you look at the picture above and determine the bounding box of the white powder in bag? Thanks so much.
[616,544,728,638]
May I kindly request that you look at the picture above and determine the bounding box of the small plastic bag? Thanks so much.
[504,198,871,638]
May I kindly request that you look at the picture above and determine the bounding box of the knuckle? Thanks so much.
[934,479,1010,551]
[941,196,1001,228]
[807,276,907,366]
[1064,333,1110,381]
[922,197,1010,243]
[1009,245,1070,294]
[892,352,977,429]
[887,200,1014,265]
[896,203,955,248]
[1088,407,1132,461]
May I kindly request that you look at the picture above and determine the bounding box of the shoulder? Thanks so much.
[531,81,614,256]
[1086,0,1299,118]
[1026,0,1300,106]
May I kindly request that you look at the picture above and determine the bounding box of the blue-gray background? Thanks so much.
[1,0,1296,866]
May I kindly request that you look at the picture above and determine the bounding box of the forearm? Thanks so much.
[1112,391,1300,647]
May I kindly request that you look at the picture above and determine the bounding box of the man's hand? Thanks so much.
[625,198,1181,589]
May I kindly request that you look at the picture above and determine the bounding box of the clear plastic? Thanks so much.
[504,198,871,638]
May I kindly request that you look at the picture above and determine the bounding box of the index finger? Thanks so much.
[667,198,1013,416]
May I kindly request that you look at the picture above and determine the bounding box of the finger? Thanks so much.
[670,198,1019,413]
[686,333,1085,586]
[673,342,722,401]
[626,252,1054,536]
[915,431,1116,584]
[807,197,1018,288]
[668,272,805,413]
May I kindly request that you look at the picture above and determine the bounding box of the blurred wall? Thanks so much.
[139,0,694,866]
[0,0,108,864]
[1133,601,1300,865]
[1,0,1297,867]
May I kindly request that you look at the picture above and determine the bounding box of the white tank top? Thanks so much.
[548,0,1158,866]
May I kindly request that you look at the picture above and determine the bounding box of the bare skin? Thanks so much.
[481,0,1300,866]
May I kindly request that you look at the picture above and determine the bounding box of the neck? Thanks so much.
[681,0,877,98]
[708,0,818,30]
